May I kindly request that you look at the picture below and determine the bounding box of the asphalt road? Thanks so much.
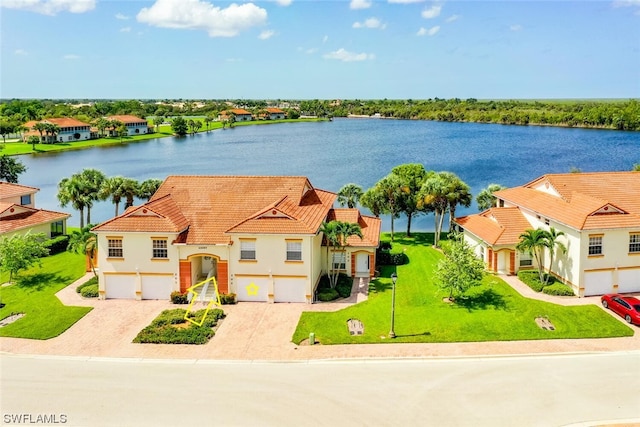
[1,352,639,427]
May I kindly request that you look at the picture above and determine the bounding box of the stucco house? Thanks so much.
[265,108,286,120]
[107,115,153,136]
[91,176,380,302]
[23,117,92,143]
[0,182,69,239]
[454,171,640,297]
[219,109,253,122]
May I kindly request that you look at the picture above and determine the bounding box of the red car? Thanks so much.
[601,294,640,325]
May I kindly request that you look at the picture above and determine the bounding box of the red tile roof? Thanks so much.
[0,203,70,234]
[24,117,91,128]
[455,207,530,246]
[0,182,39,200]
[227,109,252,115]
[93,176,340,245]
[266,108,285,114]
[107,115,147,125]
[327,208,381,247]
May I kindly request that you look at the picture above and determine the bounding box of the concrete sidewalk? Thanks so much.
[1,273,638,361]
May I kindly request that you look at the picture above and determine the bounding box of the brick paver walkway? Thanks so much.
[1,273,638,361]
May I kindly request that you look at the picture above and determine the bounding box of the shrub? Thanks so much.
[542,283,575,296]
[220,293,237,305]
[317,288,339,302]
[379,241,392,251]
[80,283,99,298]
[133,308,225,344]
[336,278,353,298]
[517,270,546,292]
[170,291,189,304]
[376,251,408,266]
[44,235,69,256]
[76,276,98,293]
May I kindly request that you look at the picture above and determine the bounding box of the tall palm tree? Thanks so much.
[32,122,47,143]
[93,117,109,137]
[58,176,89,228]
[320,221,339,284]
[544,227,567,286]
[78,168,106,225]
[99,176,125,216]
[67,226,98,276]
[476,183,506,211]
[445,173,472,231]
[337,183,363,208]
[320,220,362,288]
[44,122,60,143]
[419,172,450,247]
[138,178,163,201]
[516,228,549,284]
[120,178,139,210]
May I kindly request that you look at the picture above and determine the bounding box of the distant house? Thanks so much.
[23,117,92,143]
[0,182,69,239]
[107,115,153,136]
[266,108,286,120]
[454,171,640,297]
[92,175,380,302]
[219,108,253,122]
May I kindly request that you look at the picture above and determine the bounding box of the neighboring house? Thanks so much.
[218,108,253,122]
[92,176,380,302]
[266,108,286,120]
[23,118,92,143]
[0,182,69,239]
[454,172,640,297]
[107,115,153,136]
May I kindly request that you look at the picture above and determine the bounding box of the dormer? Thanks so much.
[590,204,626,216]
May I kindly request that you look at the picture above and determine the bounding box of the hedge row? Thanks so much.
[517,270,574,296]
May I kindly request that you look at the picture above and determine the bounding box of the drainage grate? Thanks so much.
[347,318,364,335]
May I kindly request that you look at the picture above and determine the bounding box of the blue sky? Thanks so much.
[2,0,639,99]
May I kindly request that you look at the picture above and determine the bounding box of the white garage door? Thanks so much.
[141,275,174,300]
[236,277,269,302]
[584,271,613,296]
[618,269,640,294]
[105,275,136,299]
[274,278,307,303]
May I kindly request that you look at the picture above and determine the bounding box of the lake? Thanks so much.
[18,118,640,231]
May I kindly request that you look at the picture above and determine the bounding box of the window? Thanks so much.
[50,221,64,237]
[588,235,603,256]
[20,194,31,205]
[630,234,640,253]
[519,251,533,267]
[286,241,302,261]
[332,252,346,270]
[108,238,123,258]
[152,239,168,258]
[240,240,256,260]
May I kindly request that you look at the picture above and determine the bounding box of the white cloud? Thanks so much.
[115,13,129,20]
[120,26,131,32]
[63,54,80,59]
[274,0,292,5]
[421,4,441,19]
[353,17,386,29]
[350,0,371,9]
[258,30,275,40]
[388,0,425,4]
[323,48,375,62]
[15,49,28,55]
[510,24,523,31]
[1,0,95,16]
[417,25,439,36]
[445,14,459,23]
[136,0,268,38]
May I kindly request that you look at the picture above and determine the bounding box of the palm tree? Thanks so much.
[99,176,125,216]
[204,115,213,131]
[155,115,165,132]
[419,172,451,247]
[78,169,106,225]
[374,174,404,241]
[32,121,47,143]
[67,226,98,276]
[58,176,89,228]
[44,122,60,143]
[320,221,339,285]
[476,183,506,211]
[120,178,139,209]
[445,173,472,231]
[516,228,549,284]
[360,187,385,218]
[633,163,640,172]
[93,117,110,137]
[320,220,362,288]
[337,183,363,208]
[138,178,163,201]
[27,135,40,151]
[544,227,566,286]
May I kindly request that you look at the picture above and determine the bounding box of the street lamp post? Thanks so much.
[389,272,397,338]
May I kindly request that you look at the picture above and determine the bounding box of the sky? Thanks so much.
[1,0,639,100]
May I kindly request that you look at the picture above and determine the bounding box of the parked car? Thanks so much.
[601,294,640,325]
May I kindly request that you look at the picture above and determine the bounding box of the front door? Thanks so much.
[356,253,369,276]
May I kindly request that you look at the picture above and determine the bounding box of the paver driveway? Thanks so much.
[1,273,638,361]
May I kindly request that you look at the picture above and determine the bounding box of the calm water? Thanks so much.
[19,119,640,231]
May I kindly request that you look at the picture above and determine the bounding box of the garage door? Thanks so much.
[274,278,307,303]
[236,277,269,302]
[583,271,613,296]
[618,269,640,294]
[105,275,136,299]
[141,275,174,300]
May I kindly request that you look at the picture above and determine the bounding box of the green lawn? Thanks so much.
[292,233,634,345]
[0,251,92,339]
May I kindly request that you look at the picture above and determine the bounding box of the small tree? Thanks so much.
[27,135,40,151]
[476,183,505,211]
[0,233,49,283]
[171,116,188,136]
[320,220,362,288]
[337,183,363,208]
[516,228,549,285]
[0,155,27,183]
[435,233,486,300]
[67,226,98,276]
